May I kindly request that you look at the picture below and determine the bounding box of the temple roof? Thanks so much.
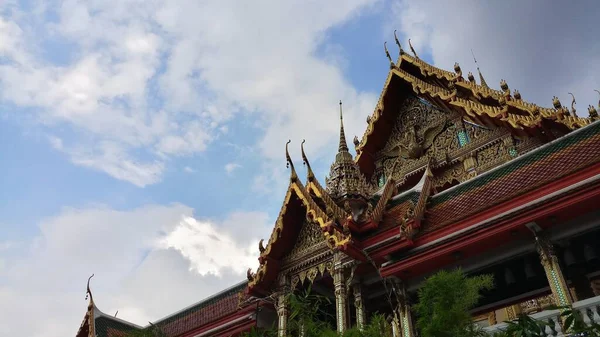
[422,119,600,236]
[355,40,598,178]
[76,276,250,337]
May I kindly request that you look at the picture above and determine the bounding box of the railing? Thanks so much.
[483,295,600,336]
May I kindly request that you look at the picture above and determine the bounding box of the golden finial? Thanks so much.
[286,140,297,181]
[453,62,462,77]
[384,42,394,69]
[247,268,254,281]
[467,72,475,83]
[552,96,562,110]
[301,139,315,181]
[588,105,598,118]
[568,93,578,117]
[394,30,404,55]
[595,89,600,107]
[85,274,95,303]
[353,135,360,147]
[513,89,521,100]
[471,49,488,88]
[408,39,418,58]
[500,79,509,94]
[258,239,265,253]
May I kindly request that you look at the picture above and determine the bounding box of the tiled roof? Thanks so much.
[95,316,139,337]
[152,282,247,336]
[423,121,600,233]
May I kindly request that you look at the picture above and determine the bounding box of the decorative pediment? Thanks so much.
[373,96,525,185]
[282,219,327,265]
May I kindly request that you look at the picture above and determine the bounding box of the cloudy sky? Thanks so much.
[0,1,598,336]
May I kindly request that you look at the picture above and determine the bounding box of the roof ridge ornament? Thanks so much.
[384,42,394,69]
[394,30,404,56]
[471,49,488,88]
[568,92,578,117]
[408,39,418,58]
[286,140,298,182]
[85,274,95,304]
[301,140,315,181]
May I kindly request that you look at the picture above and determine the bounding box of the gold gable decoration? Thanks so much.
[282,219,327,264]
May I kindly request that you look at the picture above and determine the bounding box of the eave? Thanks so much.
[380,160,600,278]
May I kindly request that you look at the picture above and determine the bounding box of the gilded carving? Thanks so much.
[283,220,326,263]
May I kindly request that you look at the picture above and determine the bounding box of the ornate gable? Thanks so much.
[282,219,327,264]
[370,96,540,190]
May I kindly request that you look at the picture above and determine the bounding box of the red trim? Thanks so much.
[215,320,256,337]
[381,171,600,278]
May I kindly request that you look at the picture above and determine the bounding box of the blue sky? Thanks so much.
[0,1,599,336]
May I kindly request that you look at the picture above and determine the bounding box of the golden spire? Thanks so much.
[384,42,394,68]
[568,92,578,117]
[326,101,372,203]
[408,39,418,58]
[286,140,298,182]
[394,30,404,55]
[301,139,315,181]
[338,100,349,152]
[471,49,488,88]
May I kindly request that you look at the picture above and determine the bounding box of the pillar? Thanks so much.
[276,275,290,337]
[534,233,573,307]
[352,283,366,330]
[333,253,348,333]
[391,278,415,337]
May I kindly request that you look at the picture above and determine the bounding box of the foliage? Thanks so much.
[502,313,547,337]
[241,286,393,337]
[414,268,494,337]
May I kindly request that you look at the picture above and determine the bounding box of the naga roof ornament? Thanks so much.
[301,140,316,182]
[408,38,418,58]
[569,93,578,117]
[384,42,395,69]
[394,30,404,56]
[326,101,374,217]
[285,140,298,182]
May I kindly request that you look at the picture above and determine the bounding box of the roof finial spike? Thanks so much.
[286,140,298,181]
[85,274,95,303]
[384,42,394,69]
[471,49,488,88]
[394,30,404,55]
[595,89,600,108]
[301,139,315,181]
[338,101,349,152]
[408,39,418,58]
[568,92,578,117]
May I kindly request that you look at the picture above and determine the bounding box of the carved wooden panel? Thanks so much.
[282,220,326,264]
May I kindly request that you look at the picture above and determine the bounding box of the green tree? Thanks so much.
[414,268,494,337]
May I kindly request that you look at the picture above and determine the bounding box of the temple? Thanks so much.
[76,34,600,336]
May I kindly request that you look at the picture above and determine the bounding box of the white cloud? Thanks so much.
[183,166,196,173]
[0,0,379,187]
[224,162,241,175]
[0,204,270,337]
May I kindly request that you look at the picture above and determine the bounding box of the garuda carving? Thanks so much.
[379,120,447,160]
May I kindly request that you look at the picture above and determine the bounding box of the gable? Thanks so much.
[370,95,542,190]
[281,219,328,268]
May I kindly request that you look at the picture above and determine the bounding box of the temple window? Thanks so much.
[457,130,470,147]
[378,172,386,187]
